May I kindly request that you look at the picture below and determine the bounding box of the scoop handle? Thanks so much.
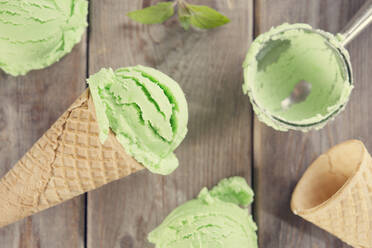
[340,0,372,46]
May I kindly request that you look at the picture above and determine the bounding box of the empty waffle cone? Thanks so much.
[0,89,144,228]
[291,140,372,248]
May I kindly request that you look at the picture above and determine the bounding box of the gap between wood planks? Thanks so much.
[251,0,258,232]
[84,1,91,248]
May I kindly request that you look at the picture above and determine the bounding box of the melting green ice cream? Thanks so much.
[243,23,353,131]
[87,66,188,175]
[148,177,258,248]
[0,0,88,76]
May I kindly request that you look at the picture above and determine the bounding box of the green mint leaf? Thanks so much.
[127,2,175,24]
[187,4,230,29]
[178,4,191,30]
[179,15,191,30]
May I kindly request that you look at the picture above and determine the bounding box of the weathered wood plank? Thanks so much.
[0,38,87,247]
[254,0,371,247]
[87,0,253,247]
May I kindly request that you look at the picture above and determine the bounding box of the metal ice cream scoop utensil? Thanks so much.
[281,80,312,110]
[281,0,372,111]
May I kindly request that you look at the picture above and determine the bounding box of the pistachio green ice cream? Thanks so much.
[148,177,258,248]
[0,0,88,76]
[87,66,188,175]
[243,23,353,131]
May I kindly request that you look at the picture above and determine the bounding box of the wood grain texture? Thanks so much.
[0,37,87,247]
[253,0,372,247]
[87,0,253,247]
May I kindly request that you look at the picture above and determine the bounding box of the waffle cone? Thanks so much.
[0,89,144,228]
[291,140,372,248]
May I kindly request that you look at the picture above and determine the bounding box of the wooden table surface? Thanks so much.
[0,0,371,247]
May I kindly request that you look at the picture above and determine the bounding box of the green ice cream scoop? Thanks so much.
[148,177,258,248]
[243,23,353,131]
[0,0,88,76]
[87,66,188,175]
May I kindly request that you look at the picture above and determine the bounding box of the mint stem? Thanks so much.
[177,0,191,15]
[177,0,187,8]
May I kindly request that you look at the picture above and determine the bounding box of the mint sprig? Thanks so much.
[127,0,230,30]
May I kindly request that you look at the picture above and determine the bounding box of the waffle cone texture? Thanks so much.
[0,89,144,228]
[291,140,372,248]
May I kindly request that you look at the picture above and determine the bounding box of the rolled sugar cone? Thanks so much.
[291,140,372,248]
[0,89,144,228]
